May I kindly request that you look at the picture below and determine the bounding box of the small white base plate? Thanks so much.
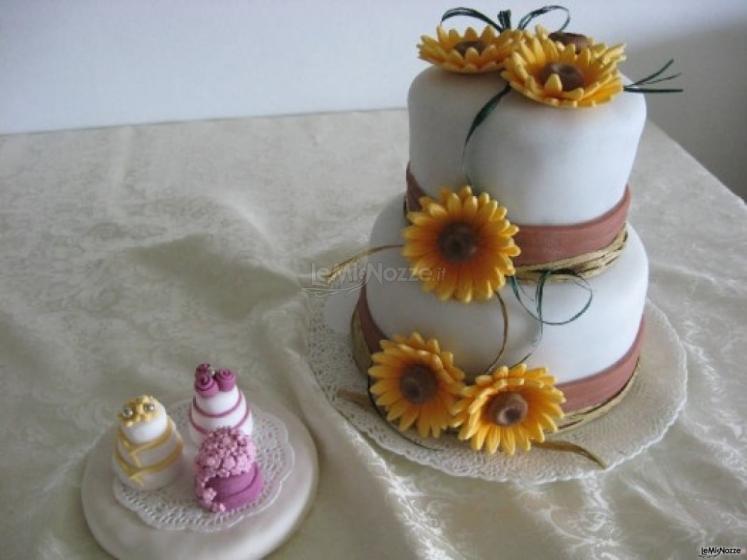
[82,394,318,560]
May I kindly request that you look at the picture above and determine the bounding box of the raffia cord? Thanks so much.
[555,360,640,433]
[322,244,402,285]
[514,226,629,282]
[335,385,608,469]
[533,440,606,468]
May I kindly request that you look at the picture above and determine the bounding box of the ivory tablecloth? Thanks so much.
[0,110,745,559]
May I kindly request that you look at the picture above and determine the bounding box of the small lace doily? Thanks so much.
[308,294,687,483]
[113,401,295,532]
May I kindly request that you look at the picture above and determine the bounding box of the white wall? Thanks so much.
[2,0,746,196]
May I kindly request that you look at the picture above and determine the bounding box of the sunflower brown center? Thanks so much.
[399,365,438,405]
[487,392,528,426]
[548,31,591,52]
[438,222,478,262]
[454,40,486,56]
[538,62,585,91]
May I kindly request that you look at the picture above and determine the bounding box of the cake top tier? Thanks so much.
[117,395,168,444]
[409,7,680,226]
[408,67,646,225]
[194,363,238,397]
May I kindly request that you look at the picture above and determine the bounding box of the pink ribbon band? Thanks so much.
[209,466,264,512]
[206,464,259,495]
[405,165,631,266]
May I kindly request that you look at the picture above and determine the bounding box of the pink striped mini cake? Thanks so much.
[188,364,254,446]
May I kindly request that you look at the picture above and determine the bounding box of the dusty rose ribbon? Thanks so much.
[354,285,643,414]
[405,165,631,267]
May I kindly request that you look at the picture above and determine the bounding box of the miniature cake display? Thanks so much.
[82,375,318,560]
[112,395,184,490]
[194,427,264,513]
[188,363,254,445]
[330,5,682,456]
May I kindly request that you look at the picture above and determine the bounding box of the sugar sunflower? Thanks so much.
[402,186,520,303]
[531,25,589,54]
[451,364,565,455]
[369,332,465,438]
[418,25,517,74]
[501,33,626,108]
[533,25,625,61]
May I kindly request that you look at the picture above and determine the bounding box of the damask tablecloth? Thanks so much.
[0,110,745,560]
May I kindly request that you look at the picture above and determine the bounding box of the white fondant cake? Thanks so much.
[354,26,652,419]
[408,67,646,225]
[365,195,648,382]
[112,396,183,491]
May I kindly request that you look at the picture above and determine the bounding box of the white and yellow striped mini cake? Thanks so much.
[112,395,183,490]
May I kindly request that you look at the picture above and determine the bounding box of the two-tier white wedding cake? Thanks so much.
[338,9,679,455]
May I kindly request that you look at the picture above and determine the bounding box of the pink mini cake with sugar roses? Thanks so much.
[194,427,263,513]
[188,363,254,445]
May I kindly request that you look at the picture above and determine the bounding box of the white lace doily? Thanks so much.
[308,294,687,483]
[113,401,295,532]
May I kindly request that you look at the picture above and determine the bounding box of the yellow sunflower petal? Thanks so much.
[376,392,403,407]
[370,379,398,395]
[398,407,419,431]
[418,26,515,74]
[486,426,501,454]
[514,427,531,451]
[386,400,409,422]
[473,424,490,450]
[501,428,516,456]
[368,365,399,378]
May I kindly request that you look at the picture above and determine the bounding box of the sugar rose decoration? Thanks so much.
[451,363,565,455]
[214,368,237,391]
[501,31,626,108]
[193,363,237,394]
[194,369,219,397]
[418,26,518,74]
[369,332,465,438]
[403,186,520,303]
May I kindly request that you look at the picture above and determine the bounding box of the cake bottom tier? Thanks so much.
[361,195,649,412]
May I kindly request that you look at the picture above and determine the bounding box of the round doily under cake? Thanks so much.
[82,393,318,560]
[113,401,293,532]
[308,291,687,483]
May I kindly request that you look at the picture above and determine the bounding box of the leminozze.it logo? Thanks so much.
[698,546,745,558]
[304,261,445,296]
